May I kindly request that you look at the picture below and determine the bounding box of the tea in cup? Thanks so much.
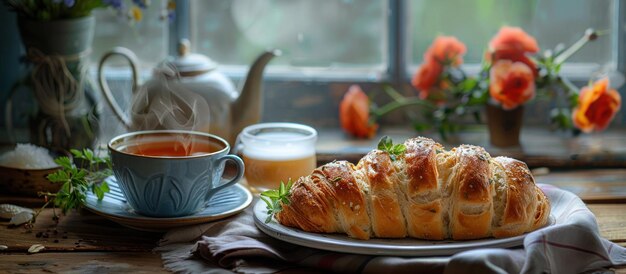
[108,130,244,217]
[237,123,317,192]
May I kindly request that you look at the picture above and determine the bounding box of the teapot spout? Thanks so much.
[231,49,281,141]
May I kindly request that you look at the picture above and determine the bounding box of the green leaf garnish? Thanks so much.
[54,156,73,170]
[377,136,406,161]
[39,148,112,218]
[260,179,294,223]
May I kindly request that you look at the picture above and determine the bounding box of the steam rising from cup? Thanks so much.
[127,63,212,155]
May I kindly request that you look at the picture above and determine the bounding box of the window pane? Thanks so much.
[91,1,168,68]
[408,0,615,67]
[191,0,386,70]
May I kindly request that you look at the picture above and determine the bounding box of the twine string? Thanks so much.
[26,47,91,136]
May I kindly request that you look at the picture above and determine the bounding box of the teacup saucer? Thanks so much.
[84,176,252,232]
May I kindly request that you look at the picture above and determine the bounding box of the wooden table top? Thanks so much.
[0,168,625,273]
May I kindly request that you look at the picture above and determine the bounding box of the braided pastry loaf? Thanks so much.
[275,137,550,240]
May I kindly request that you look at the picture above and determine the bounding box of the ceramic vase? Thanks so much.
[14,15,100,150]
[485,103,524,148]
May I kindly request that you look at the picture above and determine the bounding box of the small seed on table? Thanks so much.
[28,244,45,254]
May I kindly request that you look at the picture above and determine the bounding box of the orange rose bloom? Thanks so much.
[426,36,467,66]
[339,85,379,138]
[411,60,443,98]
[489,60,536,110]
[573,78,621,133]
[489,26,539,54]
[412,36,466,98]
[491,48,537,75]
[488,26,539,75]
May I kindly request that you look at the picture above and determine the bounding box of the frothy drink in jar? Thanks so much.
[238,124,317,192]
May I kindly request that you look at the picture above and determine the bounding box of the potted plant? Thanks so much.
[4,0,151,150]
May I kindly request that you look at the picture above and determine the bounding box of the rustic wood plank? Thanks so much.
[589,204,626,244]
[0,208,162,252]
[0,196,46,208]
[0,252,166,273]
[534,169,626,203]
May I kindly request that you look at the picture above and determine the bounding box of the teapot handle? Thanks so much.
[97,47,140,129]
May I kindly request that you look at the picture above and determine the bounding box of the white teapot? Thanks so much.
[98,39,280,145]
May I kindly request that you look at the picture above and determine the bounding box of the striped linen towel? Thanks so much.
[157,184,626,273]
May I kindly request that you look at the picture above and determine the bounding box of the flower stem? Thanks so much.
[554,29,600,65]
[372,98,435,118]
[557,76,579,95]
[29,194,56,228]
[383,85,406,102]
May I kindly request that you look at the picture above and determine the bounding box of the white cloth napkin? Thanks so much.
[157,184,626,274]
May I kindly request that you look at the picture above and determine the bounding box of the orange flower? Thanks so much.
[488,26,539,75]
[573,78,621,133]
[411,60,443,98]
[411,36,467,101]
[489,60,536,110]
[426,36,467,66]
[489,26,539,55]
[339,85,379,138]
[491,48,537,75]
[412,36,466,98]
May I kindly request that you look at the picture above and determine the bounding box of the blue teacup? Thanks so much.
[108,130,244,217]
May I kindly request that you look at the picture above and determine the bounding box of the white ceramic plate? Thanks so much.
[85,176,252,232]
[254,200,555,256]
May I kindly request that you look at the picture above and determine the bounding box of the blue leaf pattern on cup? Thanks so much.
[119,168,142,210]
[168,178,183,211]
[184,171,210,211]
[116,166,229,216]
[144,174,165,212]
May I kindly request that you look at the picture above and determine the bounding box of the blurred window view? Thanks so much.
[91,0,169,69]
[91,0,619,80]
[408,0,617,76]
[190,0,387,79]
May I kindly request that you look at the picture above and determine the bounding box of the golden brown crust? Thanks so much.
[455,145,492,204]
[319,161,371,239]
[531,189,551,231]
[276,137,551,240]
[490,157,550,238]
[404,137,445,239]
[405,137,441,195]
[275,174,336,233]
[491,157,532,237]
[359,151,407,238]
[449,145,493,240]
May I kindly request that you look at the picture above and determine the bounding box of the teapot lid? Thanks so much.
[169,39,217,75]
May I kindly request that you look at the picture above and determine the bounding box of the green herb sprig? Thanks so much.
[260,179,293,223]
[377,136,406,161]
[28,148,111,228]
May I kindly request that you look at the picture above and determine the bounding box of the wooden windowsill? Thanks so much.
[316,126,626,169]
